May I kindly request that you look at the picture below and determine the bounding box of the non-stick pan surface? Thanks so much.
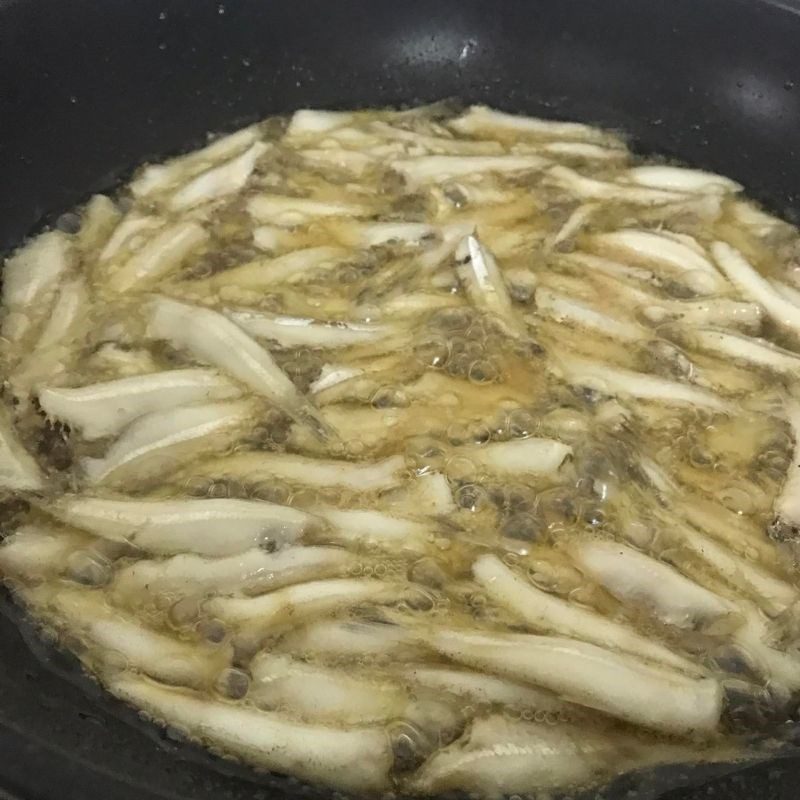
[1,1,800,798]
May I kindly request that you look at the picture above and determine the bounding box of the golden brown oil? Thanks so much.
[1,104,799,797]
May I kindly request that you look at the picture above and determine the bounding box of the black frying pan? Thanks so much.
[1,1,800,798]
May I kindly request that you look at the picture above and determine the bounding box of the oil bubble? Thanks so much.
[216,667,250,699]
[468,359,499,384]
[415,336,449,368]
[169,597,200,627]
[455,483,488,512]
[66,550,111,587]
[196,617,227,644]
[445,455,477,481]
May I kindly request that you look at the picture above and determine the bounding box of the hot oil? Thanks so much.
[0,104,799,796]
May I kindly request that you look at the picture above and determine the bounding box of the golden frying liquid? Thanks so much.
[1,104,799,797]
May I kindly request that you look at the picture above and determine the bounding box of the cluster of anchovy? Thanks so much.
[1,103,799,798]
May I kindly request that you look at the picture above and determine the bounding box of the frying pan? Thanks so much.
[1,1,800,798]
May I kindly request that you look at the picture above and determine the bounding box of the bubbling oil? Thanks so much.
[1,104,799,797]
